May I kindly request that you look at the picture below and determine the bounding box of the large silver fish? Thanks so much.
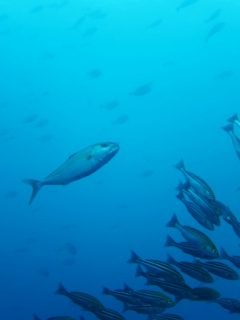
[23,142,119,204]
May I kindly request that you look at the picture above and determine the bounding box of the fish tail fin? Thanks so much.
[174,160,185,171]
[165,235,176,247]
[128,250,140,263]
[228,113,238,124]
[123,283,132,292]
[135,265,144,278]
[33,315,41,320]
[23,179,42,204]
[222,123,234,133]
[55,282,68,296]
[220,248,229,259]
[103,287,111,295]
[166,214,179,228]
[176,190,184,200]
[167,253,176,264]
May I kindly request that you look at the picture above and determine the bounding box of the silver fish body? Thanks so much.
[24,142,119,204]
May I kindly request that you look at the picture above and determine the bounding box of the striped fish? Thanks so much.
[128,288,175,308]
[24,142,119,204]
[214,298,240,313]
[191,287,220,301]
[177,191,214,230]
[145,276,194,300]
[178,182,220,226]
[165,235,219,259]
[55,283,104,312]
[222,123,240,159]
[167,255,213,283]
[129,251,184,283]
[167,214,218,256]
[103,286,140,305]
[195,260,239,280]
[94,308,126,320]
[123,303,164,314]
[220,248,240,268]
[175,160,215,200]
[149,313,184,320]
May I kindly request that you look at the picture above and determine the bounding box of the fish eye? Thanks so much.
[101,143,109,148]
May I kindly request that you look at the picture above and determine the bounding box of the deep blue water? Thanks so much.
[1,0,240,319]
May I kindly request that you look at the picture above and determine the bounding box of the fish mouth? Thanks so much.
[110,143,120,155]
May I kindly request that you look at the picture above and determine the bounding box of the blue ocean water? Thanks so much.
[1,0,240,319]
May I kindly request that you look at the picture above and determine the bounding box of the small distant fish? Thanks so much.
[222,122,240,159]
[101,100,120,110]
[30,5,44,13]
[205,22,225,42]
[22,114,39,124]
[191,287,220,301]
[35,119,49,128]
[130,83,152,96]
[177,0,199,11]
[38,134,53,143]
[220,248,240,268]
[71,16,86,30]
[23,142,119,204]
[205,9,222,23]
[87,68,102,78]
[88,10,107,20]
[215,70,233,79]
[112,114,129,125]
[62,257,76,266]
[5,190,17,199]
[37,267,50,278]
[140,169,154,178]
[195,259,239,280]
[55,283,104,312]
[213,298,240,313]
[83,26,98,37]
[147,19,162,29]
[65,243,78,255]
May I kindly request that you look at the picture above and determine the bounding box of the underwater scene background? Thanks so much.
[1,0,240,319]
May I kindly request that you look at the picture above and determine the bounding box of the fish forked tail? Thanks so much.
[166,214,179,228]
[222,123,234,133]
[55,282,69,296]
[228,113,239,124]
[23,179,42,205]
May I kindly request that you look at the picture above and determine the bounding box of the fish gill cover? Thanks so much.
[0,0,240,319]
